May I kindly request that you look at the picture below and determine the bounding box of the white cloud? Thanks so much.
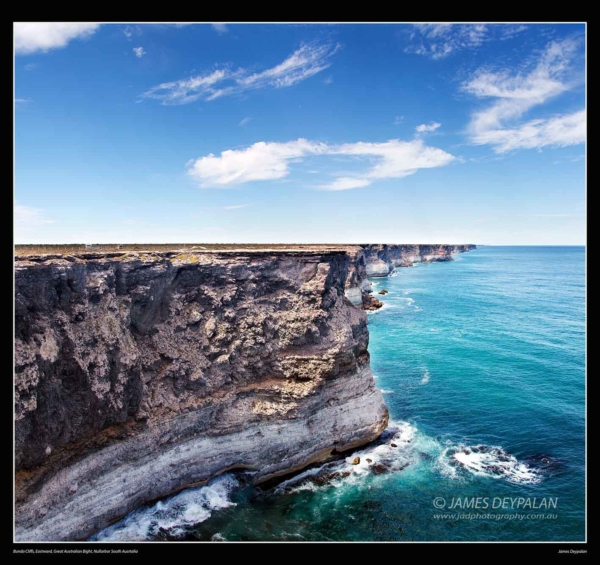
[238,116,252,126]
[238,43,340,90]
[24,63,37,71]
[187,138,454,190]
[475,110,585,153]
[212,23,228,34]
[405,24,527,59]
[330,139,455,185]
[141,42,340,105]
[15,204,55,232]
[122,25,141,40]
[393,115,405,125]
[223,204,249,209]
[463,39,585,153]
[188,139,327,186]
[318,177,371,191]
[415,122,441,133]
[143,69,234,105]
[500,24,528,40]
[323,76,333,85]
[133,46,146,58]
[15,98,32,105]
[14,23,100,55]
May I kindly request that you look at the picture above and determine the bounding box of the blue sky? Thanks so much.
[14,23,585,245]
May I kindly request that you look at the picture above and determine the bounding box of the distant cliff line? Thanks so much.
[343,244,476,310]
[15,243,476,257]
[14,243,474,540]
[15,243,476,311]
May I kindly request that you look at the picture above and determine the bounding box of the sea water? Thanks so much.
[93,246,585,542]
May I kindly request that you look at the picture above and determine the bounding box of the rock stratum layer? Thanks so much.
[343,244,476,307]
[14,244,474,541]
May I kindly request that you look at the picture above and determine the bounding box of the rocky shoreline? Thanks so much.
[14,244,474,540]
[344,244,476,309]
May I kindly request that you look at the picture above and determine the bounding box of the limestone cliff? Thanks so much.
[14,243,475,541]
[15,249,388,541]
[343,244,476,307]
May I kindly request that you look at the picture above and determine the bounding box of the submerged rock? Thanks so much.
[370,463,389,475]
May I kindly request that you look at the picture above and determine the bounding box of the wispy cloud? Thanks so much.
[499,24,529,40]
[323,76,333,85]
[14,23,101,55]
[212,23,228,34]
[141,42,340,105]
[405,24,528,60]
[463,38,585,153]
[317,177,372,191]
[187,137,454,190]
[238,116,252,126]
[24,62,37,71]
[223,204,249,209]
[15,204,55,233]
[415,122,441,133]
[472,111,585,153]
[393,115,405,125]
[133,46,146,58]
[15,98,32,105]
[122,25,141,40]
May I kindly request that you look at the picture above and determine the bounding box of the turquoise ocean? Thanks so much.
[93,246,585,542]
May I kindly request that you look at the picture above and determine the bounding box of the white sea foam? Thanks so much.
[275,466,325,493]
[442,445,542,485]
[420,369,430,385]
[379,389,395,394]
[90,474,239,541]
[274,421,425,495]
[366,302,390,315]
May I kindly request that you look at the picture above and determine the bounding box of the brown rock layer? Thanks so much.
[14,243,475,540]
[15,249,388,541]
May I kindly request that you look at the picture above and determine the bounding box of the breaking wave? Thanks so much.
[440,445,543,484]
[272,422,425,495]
[90,474,239,541]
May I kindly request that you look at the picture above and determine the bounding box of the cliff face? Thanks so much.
[15,250,388,541]
[14,243,475,541]
[344,244,476,306]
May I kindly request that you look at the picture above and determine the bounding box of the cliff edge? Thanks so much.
[14,243,474,540]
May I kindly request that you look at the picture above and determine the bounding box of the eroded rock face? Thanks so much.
[344,244,476,307]
[362,293,384,311]
[15,250,388,541]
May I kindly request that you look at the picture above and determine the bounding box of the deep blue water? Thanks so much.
[93,246,585,542]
